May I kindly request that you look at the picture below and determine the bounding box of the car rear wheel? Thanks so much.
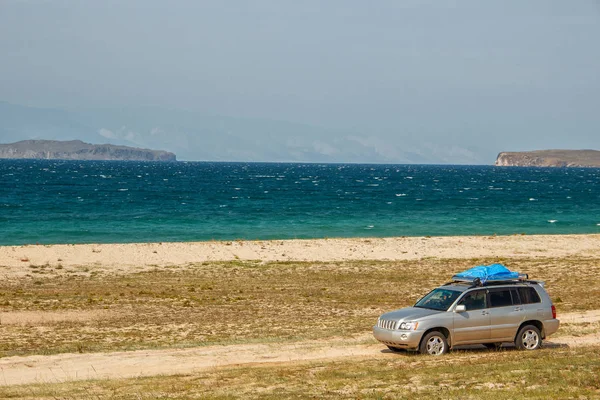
[419,331,448,356]
[515,325,542,351]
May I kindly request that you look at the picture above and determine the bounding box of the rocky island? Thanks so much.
[0,140,176,161]
[495,150,600,168]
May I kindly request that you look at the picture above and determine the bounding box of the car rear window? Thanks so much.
[518,287,541,304]
[489,289,513,308]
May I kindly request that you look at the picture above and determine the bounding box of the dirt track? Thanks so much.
[1,310,598,387]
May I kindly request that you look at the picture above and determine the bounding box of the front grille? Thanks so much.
[378,319,397,330]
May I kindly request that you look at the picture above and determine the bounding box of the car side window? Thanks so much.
[489,289,513,308]
[510,288,521,305]
[518,287,541,304]
[458,290,487,311]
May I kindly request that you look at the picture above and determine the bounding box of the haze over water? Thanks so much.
[1,160,599,245]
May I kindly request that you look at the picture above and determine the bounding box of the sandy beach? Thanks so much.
[1,234,600,393]
[1,234,599,275]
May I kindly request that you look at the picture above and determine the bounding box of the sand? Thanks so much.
[0,310,599,386]
[1,234,599,277]
[1,234,599,388]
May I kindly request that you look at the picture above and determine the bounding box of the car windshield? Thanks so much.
[414,288,461,311]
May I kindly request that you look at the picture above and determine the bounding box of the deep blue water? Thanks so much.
[1,160,599,245]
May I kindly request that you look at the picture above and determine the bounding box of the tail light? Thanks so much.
[551,305,557,319]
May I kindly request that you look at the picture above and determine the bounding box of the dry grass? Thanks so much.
[0,257,599,358]
[2,346,599,399]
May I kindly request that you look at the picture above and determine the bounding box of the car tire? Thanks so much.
[484,342,502,350]
[515,325,542,351]
[419,331,448,356]
[386,346,404,352]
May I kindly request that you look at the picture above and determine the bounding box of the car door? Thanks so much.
[488,287,525,341]
[453,289,491,344]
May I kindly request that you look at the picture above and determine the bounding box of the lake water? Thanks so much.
[1,160,599,245]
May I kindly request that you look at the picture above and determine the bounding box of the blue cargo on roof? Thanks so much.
[452,264,520,284]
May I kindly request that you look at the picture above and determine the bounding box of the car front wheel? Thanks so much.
[515,325,542,351]
[419,331,448,356]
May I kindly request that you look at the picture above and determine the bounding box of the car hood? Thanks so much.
[380,307,442,321]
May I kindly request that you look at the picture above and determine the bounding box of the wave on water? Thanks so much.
[1,160,600,245]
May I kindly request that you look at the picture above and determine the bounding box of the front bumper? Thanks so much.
[373,326,423,350]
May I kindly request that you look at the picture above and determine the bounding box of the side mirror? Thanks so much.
[455,304,466,313]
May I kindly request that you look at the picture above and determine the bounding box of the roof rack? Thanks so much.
[446,273,530,288]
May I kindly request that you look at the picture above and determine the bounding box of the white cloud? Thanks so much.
[150,127,163,136]
[312,140,338,156]
[346,135,404,160]
[98,128,116,139]
[98,126,146,147]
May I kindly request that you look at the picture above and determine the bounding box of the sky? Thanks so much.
[1,0,599,163]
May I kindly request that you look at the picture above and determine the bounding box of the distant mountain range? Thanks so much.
[0,140,176,161]
[496,150,600,167]
[0,101,488,164]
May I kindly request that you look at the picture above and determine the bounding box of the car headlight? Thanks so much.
[398,321,419,330]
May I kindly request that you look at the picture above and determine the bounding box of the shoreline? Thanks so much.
[1,234,599,274]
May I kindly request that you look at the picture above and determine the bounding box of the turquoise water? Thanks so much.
[1,160,599,245]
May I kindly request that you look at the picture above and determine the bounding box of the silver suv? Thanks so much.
[373,280,559,355]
